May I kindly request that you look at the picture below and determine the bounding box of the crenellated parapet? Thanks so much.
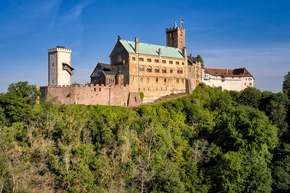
[166,27,184,31]
[48,46,71,53]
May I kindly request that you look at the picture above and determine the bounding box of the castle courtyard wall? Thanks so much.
[40,84,130,106]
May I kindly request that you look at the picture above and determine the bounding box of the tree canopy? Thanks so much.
[0,81,289,192]
[283,71,290,97]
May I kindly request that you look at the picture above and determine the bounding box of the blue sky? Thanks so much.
[0,0,290,93]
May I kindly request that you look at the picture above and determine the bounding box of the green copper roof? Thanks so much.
[119,40,184,59]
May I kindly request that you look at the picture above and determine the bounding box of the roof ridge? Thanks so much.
[119,39,184,59]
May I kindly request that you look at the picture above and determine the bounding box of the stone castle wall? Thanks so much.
[40,84,130,106]
[39,82,188,106]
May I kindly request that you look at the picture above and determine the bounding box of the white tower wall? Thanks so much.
[48,46,73,86]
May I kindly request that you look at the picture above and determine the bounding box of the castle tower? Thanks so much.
[166,21,185,51]
[48,46,74,86]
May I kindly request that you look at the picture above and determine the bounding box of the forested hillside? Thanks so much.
[0,81,290,193]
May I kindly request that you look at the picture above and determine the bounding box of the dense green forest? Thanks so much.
[1,76,290,193]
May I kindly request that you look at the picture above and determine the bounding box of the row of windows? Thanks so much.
[139,66,183,74]
[139,77,185,83]
[138,87,181,91]
[132,57,184,65]
[209,75,253,80]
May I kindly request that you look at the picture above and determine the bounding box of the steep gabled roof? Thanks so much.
[98,63,111,70]
[90,63,111,78]
[205,68,254,78]
[102,71,117,76]
[119,39,184,59]
[187,55,196,65]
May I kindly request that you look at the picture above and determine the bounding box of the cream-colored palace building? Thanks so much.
[91,22,202,103]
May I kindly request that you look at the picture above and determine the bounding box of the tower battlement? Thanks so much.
[48,46,71,53]
[166,27,184,31]
[48,46,73,86]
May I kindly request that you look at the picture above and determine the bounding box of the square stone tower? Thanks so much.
[48,46,74,86]
[166,22,185,51]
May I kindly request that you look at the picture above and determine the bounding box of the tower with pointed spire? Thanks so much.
[166,20,185,51]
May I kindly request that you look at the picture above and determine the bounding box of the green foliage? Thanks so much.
[283,71,290,97]
[140,92,144,102]
[0,81,39,124]
[238,87,262,108]
[271,143,290,192]
[0,82,288,192]
[196,54,204,68]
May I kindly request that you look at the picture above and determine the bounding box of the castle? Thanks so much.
[40,22,254,106]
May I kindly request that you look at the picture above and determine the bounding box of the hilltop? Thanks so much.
[0,82,290,192]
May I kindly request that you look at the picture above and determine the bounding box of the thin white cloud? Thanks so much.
[0,0,62,36]
[59,0,94,24]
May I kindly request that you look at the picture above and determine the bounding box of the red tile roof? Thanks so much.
[205,68,254,78]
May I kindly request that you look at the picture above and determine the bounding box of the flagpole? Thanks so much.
[180,19,184,28]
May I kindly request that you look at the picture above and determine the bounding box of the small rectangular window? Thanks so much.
[139,58,144,61]
[162,60,166,64]
[147,58,152,62]
[176,61,179,65]
[132,57,135,61]
[169,61,173,64]
[155,59,159,63]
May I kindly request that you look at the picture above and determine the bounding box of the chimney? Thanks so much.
[135,37,138,53]
[158,48,162,56]
[182,47,187,57]
[189,54,192,58]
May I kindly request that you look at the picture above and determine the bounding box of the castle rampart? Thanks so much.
[40,84,131,106]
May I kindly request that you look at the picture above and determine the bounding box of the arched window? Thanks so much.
[155,67,160,73]
[162,67,167,73]
[146,66,152,72]
[139,65,144,71]
[170,68,173,73]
